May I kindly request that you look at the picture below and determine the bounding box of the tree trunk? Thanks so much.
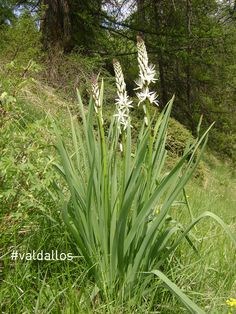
[158,54,168,106]
[41,0,72,53]
[40,0,72,80]
[137,0,146,35]
[186,0,195,132]
[153,0,168,107]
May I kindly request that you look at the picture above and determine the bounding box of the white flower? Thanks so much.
[115,91,133,109]
[147,91,159,106]
[136,37,158,90]
[114,110,130,132]
[135,65,157,90]
[113,110,129,122]
[137,36,149,69]
[145,64,158,85]
[137,87,159,107]
[134,78,143,90]
[113,59,133,133]
[91,76,101,110]
[135,36,159,123]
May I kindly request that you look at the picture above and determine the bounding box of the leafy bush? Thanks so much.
[167,118,194,157]
[0,13,42,107]
[0,13,42,64]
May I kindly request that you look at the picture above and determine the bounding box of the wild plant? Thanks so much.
[53,37,236,312]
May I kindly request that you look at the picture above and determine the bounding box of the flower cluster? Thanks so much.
[91,76,101,114]
[113,59,133,133]
[135,36,158,121]
[226,298,236,307]
[91,37,158,133]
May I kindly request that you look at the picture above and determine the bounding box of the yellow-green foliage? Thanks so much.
[0,13,42,64]
[166,118,207,180]
[0,99,57,213]
[0,14,42,104]
[167,118,194,157]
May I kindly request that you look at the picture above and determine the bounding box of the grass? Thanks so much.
[170,159,236,313]
[1,155,236,313]
[1,91,236,313]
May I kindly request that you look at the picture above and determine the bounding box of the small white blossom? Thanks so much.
[115,93,133,110]
[137,87,158,107]
[147,90,159,106]
[135,64,157,90]
[134,78,143,90]
[145,64,158,85]
[114,110,130,132]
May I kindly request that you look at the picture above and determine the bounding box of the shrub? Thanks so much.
[0,13,42,107]
[0,13,42,65]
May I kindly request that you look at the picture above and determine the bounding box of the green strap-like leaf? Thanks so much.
[151,269,206,314]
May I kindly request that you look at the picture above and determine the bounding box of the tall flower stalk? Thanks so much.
[135,36,158,126]
[113,59,133,131]
[91,75,103,117]
[91,77,109,258]
[91,76,106,167]
[113,59,133,151]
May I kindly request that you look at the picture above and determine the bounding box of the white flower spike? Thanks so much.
[91,76,101,113]
[135,36,159,115]
[113,59,133,134]
[91,76,104,124]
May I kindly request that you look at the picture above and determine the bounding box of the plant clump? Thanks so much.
[53,37,236,313]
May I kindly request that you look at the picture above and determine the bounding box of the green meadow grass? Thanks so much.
[1,157,236,314]
[1,59,235,312]
[1,96,236,314]
[170,160,236,313]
